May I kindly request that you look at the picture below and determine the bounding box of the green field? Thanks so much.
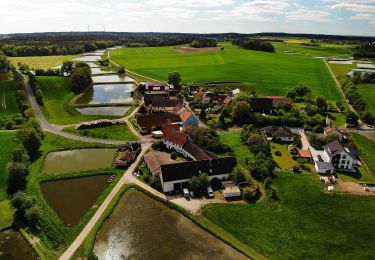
[328,63,355,78]
[219,132,253,165]
[271,142,299,171]
[37,76,118,124]
[63,124,137,141]
[352,134,375,177]
[9,55,78,70]
[0,132,17,230]
[111,43,343,101]
[357,84,375,117]
[203,172,375,259]
[0,80,19,117]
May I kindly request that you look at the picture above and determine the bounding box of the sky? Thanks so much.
[0,0,374,36]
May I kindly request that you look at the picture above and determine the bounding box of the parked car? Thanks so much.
[207,186,214,198]
[190,191,194,198]
[183,188,190,198]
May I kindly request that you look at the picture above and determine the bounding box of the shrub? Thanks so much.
[5,120,15,130]
[171,152,177,160]
[274,150,282,157]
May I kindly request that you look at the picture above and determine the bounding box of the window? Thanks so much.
[341,160,346,164]
[342,155,346,159]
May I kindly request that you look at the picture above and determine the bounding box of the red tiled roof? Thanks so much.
[180,111,193,121]
[223,95,232,106]
[161,123,180,133]
[194,90,205,98]
[144,152,161,176]
[162,130,188,146]
[298,149,311,158]
[266,96,292,105]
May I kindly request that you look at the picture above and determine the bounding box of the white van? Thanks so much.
[183,188,190,198]
[207,186,214,198]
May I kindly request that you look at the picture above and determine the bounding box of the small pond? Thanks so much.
[75,84,136,105]
[41,148,116,174]
[93,189,247,260]
[91,68,114,75]
[85,62,100,68]
[0,230,38,259]
[92,74,135,84]
[73,55,101,62]
[41,175,110,225]
[328,60,353,64]
[76,106,131,116]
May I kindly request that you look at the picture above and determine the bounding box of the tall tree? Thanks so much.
[7,162,28,194]
[17,127,42,159]
[168,72,182,88]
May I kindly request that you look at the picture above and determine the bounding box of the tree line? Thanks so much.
[231,38,275,52]
[189,39,217,48]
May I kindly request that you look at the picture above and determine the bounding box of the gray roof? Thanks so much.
[315,161,335,170]
[324,140,345,156]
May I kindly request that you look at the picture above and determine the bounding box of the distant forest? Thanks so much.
[0,32,374,57]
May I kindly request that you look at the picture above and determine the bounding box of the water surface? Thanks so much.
[75,84,136,105]
[76,106,131,116]
[41,175,110,225]
[92,75,135,84]
[93,189,247,260]
[91,68,114,75]
[42,148,116,174]
[0,230,38,260]
[73,55,101,62]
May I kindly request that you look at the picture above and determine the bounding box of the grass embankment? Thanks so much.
[352,134,375,178]
[357,84,375,118]
[111,42,343,102]
[24,133,120,259]
[203,171,375,259]
[0,132,17,230]
[0,80,19,117]
[74,184,263,260]
[9,55,78,70]
[37,76,120,124]
[63,124,137,141]
[219,132,253,165]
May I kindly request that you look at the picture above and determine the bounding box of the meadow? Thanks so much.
[111,42,343,101]
[63,124,137,141]
[352,134,375,178]
[203,172,375,259]
[219,132,253,165]
[0,132,17,230]
[0,80,19,117]
[37,76,117,124]
[9,55,78,70]
[357,84,375,117]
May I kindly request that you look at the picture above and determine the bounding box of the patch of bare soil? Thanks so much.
[336,181,375,196]
[174,46,221,53]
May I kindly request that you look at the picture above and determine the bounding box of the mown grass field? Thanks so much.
[111,43,343,101]
[352,134,375,177]
[37,76,117,124]
[203,172,375,259]
[271,142,299,171]
[219,132,253,165]
[63,124,137,141]
[9,55,78,70]
[0,80,19,117]
[357,84,375,117]
[0,132,17,230]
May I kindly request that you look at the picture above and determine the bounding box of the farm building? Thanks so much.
[264,126,294,142]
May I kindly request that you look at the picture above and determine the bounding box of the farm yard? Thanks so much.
[110,42,343,102]
[9,55,79,70]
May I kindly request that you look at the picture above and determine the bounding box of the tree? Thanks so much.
[118,66,126,74]
[61,61,74,76]
[346,111,358,127]
[231,165,247,184]
[315,96,328,111]
[70,65,92,94]
[171,152,177,160]
[26,118,44,139]
[242,187,256,201]
[189,173,209,194]
[293,84,311,100]
[361,111,374,125]
[168,72,182,87]
[199,108,207,120]
[232,101,251,125]
[35,89,43,105]
[7,162,28,194]
[17,127,42,159]
[25,205,42,227]
[12,146,30,164]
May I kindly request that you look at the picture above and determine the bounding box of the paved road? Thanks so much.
[20,71,152,145]
[59,143,152,260]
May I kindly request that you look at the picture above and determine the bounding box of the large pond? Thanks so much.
[93,189,247,260]
[41,175,110,225]
[92,75,135,84]
[75,84,136,105]
[76,106,131,116]
[0,230,38,259]
[41,148,116,174]
[72,55,101,62]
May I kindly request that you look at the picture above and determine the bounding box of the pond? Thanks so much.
[93,189,247,260]
[76,106,131,116]
[41,175,111,225]
[85,62,100,68]
[92,74,135,84]
[75,84,136,105]
[73,55,102,62]
[0,230,38,259]
[41,148,116,174]
[91,68,114,75]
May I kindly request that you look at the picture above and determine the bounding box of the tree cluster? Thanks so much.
[189,173,209,195]
[0,51,12,72]
[184,126,228,153]
[286,84,312,101]
[70,63,92,94]
[353,42,375,59]
[29,73,44,105]
[189,39,217,48]
[232,38,275,52]
[12,191,42,228]
[12,70,31,117]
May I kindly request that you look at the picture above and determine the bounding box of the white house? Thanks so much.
[322,140,357,171]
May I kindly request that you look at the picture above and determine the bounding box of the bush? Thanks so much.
[274,150,282,156]
[242,187,256,201]
[118,66,126,74]
[269,187,279,201]
[171,152,177,160]
[5,120,15,130]
[231,165,247,184]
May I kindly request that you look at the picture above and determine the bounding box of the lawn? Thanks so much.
[0,132,17,230]
[271,142,298,171]
[111,42,343,101]
[352,134,375,178]
[9,55,78,70]
[37,76,117,124]
[0,80,19,117]
[357,84,375,117]
[63,124,137,141]
[219,132,253,165]
[203,172,375,259]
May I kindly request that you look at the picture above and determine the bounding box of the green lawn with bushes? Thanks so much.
[63,124,137,141]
